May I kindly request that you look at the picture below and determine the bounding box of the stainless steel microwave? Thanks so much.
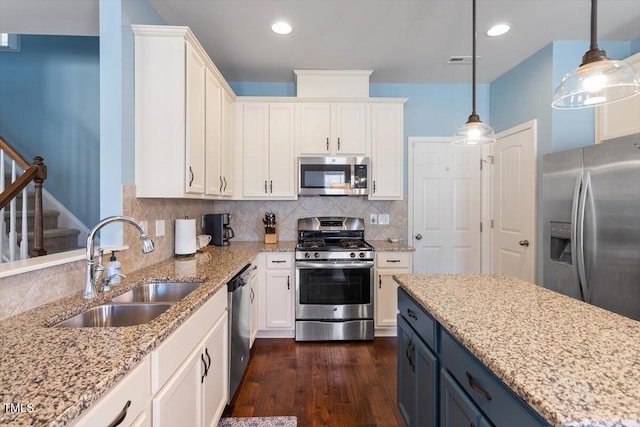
[298,157,368,196]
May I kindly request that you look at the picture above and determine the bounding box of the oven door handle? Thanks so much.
[295,261,374,269]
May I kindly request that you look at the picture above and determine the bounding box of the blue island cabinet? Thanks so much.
[397,288,550,427]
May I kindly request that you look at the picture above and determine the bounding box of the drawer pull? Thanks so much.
[271,260,287,263]
[466,371,492,401]
[386,259,401,263]
[107,400,131,427]
[201,354,207,383]
[407,308,418,320]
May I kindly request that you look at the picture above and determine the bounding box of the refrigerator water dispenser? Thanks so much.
[549,221,572,264]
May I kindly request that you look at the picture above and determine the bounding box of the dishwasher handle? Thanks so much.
[227,263,252,292]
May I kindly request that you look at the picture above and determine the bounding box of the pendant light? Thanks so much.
[452,0,496,145]
[552,0,640,109]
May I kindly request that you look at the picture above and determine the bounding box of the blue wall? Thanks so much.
[99,0,164,244]
[631,36,640,55]
[230,81,490,192]
[0,35,100,227]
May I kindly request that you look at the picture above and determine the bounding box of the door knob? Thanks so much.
[415,234,422,240]
[519,240,529,247]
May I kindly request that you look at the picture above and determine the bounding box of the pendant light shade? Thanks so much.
[452,0,495,145]
[552,0,640,109]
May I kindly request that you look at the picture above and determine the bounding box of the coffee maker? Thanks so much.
[203,213,234,246]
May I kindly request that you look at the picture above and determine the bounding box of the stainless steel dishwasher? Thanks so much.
[227,263,252,401]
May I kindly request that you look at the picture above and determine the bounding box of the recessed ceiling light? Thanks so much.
[271,21,292,35]
[486,23,510,37]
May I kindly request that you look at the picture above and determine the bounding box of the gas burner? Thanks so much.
[302,239,326,249]
[340,239,364,249]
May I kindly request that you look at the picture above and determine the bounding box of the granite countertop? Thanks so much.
[393,273,640,427]
[368,240,415,252]
[0,241,296,427]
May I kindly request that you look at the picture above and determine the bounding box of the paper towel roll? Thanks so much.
[175,218,197,255]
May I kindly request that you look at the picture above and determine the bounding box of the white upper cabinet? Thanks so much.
[239,102,297,199]
[299,103,369,156]
[133,25,235,199]
[370,102,405,200]
[595,52,640,143]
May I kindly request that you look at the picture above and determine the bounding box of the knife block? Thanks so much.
[264,224,278,244]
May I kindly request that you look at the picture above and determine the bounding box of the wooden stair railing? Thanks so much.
[0,135,47,259]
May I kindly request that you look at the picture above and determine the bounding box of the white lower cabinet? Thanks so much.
[72,356,151,427]
[375,252,413,332]
[151,287,228,427]
[257,252,295,337]
[249,264,259,347]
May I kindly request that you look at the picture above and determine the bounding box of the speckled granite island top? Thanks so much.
[0,241,296,427]
[394,273,640,427]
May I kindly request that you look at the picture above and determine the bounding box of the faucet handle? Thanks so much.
[97,249,104,265]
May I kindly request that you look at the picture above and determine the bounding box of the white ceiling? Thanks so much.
[1,0,639,84]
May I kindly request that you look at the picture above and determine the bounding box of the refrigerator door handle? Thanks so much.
[570,171,582,299]
[576,171,591,302]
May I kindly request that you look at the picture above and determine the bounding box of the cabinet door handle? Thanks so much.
[519,239,529,247]
[405,340,415,372]
[326,137,329,151]
[201,354,207,383]
[205,348,212,374]
[264,180,268,194]
[219,176,224,192]
[379,275,382,289]
[373,180,376,194]
[407,308,418,320]
[386,259,401,263]
[107,400,131,427]
[250,287,255,303]
[223,177,228,192]
[189,166,194,187]
[337,137,341,151]
[287,276,290,290]
[270,180,273,193]
[466,371,492,401]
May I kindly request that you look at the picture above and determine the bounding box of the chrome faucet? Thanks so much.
[84,215,155,299]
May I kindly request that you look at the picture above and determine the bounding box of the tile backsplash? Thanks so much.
[213,195,408,242]
[1,186,407,320]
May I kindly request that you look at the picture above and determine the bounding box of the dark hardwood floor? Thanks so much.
[223,337,405,427]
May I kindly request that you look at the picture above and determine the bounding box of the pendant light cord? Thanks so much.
[472,0,477,116]
[590,0,598,50]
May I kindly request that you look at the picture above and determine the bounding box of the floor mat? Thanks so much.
[217,416,297,427]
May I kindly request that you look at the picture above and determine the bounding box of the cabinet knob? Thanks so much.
[415,234,422,240]
[519,240,529,247]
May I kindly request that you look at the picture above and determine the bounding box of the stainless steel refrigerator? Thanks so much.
[543,135,640,321]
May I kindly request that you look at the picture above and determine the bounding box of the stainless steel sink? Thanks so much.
[54,303,173,328]
[111,282,203,304]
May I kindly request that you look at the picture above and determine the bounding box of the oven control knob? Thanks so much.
[314,252,320,259]
[359,252,365,258]
[350,252,356,258]
[304,252,311,259]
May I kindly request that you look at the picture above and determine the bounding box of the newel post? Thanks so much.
[29,156,47,257]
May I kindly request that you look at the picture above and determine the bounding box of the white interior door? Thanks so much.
[410,138,482,273]
[492,121,537,283]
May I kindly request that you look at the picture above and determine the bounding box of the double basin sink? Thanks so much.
[55,282,203,328]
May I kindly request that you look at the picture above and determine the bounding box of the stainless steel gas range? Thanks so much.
[295,217,374,341]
